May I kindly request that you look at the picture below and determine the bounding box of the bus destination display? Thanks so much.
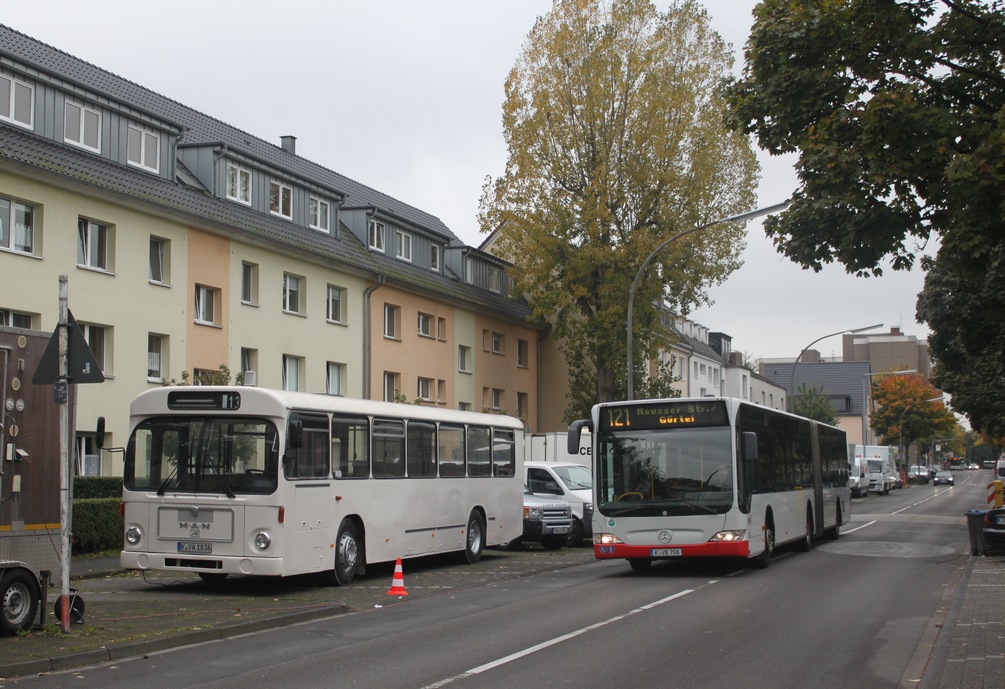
[599,400,728,430]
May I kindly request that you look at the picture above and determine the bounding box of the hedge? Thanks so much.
[73,476,122,499]
[71,477,123,554]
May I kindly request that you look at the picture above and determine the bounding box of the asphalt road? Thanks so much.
[3,475,981,689]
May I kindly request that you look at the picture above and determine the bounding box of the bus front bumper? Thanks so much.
[593,540,749,560]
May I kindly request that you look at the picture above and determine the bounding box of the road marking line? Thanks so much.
[843,520,877,534]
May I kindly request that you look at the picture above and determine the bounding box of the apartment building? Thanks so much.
[0,25,542,475]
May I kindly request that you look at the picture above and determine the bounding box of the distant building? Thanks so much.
[843,326,931,380]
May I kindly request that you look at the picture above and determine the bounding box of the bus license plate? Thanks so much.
[651,548,682,557]
[178,542,212,554]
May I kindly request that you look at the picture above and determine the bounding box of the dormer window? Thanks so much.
[127,124,160,173]
[430,244,440,272]
[395,229,412,262]
[309,196,330,232]
[65,101,101,152]
[488,266,501,293]
[1,75,33,129]
[270,179,292,219]
[369,220,385,252]
[227,162,251,205]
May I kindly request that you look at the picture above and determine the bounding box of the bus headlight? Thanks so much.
[125,525,143,545]
[595,533,623,545]
[254,531,272,551]
[709,530,746,542]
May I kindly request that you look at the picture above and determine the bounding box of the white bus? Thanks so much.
[568,397,849,570]
[116,386,524,584]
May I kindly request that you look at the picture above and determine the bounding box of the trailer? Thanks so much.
[1,326,68,635]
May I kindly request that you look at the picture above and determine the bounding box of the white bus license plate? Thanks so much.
[651,548,682,557]
[178,542,212,554]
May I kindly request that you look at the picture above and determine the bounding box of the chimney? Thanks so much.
[890,327,901,336]
[280,135,297,155]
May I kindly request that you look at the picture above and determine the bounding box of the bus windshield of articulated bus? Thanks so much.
[596,400,733,516]
[124,417,279,495]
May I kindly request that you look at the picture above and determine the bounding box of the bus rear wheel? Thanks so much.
[1,569,39,636]
[796,506,813,552]
[333,518,360,586]
[463,511,485,564]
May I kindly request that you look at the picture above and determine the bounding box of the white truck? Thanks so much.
[855,444,896,495]
[847,445,870,498]
[525,431,592,467]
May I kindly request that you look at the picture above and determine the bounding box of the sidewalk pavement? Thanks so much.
[2,545,1002,685]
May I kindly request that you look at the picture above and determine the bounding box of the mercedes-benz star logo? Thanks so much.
[658,530,673,543]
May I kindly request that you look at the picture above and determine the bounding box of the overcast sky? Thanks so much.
[4,1,931,360]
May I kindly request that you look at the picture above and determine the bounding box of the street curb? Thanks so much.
[2,604,349,680]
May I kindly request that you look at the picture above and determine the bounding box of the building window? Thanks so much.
[240,348,257,380]
[484,330,505,354]
[77,218,111,271]
[517,392,528,421]
[282,354,303,391]
[458,345,471,373]
[384,304,399,339]
[0,75,33,129]
[383,372,400,402]
[64,101,101,152]
[147,333,165,381]
[326,285,345,323]
[226,162,251,205]
[437,317,447,341]
[417,312,433,338]
[430,244,440,272]
[149,236,169,284]
[283,273,303,315]
[326,361,345,396]
[465,258,474,284]
[309,196,330,232]
[127,124,159,173]
[241,262,258,305]
[0,308,34,329]
[80,323,108,373]
[488,266,501,293]
[270,179,292,219]
[417,377,433,401]
[395,230,412,262]
[437,380,446,403]
[517,339,529,368]
[484,387,504,411]
[194,284,217,325]
[369,220,385,252]
[0,197,35,254]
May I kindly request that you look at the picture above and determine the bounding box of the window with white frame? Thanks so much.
[517,392,528,421]
[282,354,303,391]
[283,273,303,314]
[147,333,166,380]
[437,379,446,403]
[80,322,108,373]
[326,361,345,396]
[395,229,412,262]
[241,261,258,305]
[417,312,433,338]
[384,304,399,339]
[458,345,471,373]
[326,285,345,323]
[465,257,474,284]
[1,75,34,129]
[309,196,330,232]
[149,236,169,284]
[517,339,529,368]
[127,124,160,173]
[240,348,257,379]
[270,179,292,219]
[226,162,251,205]
[0,308,34,329]
[0,196,36,254]
[64,101,101,152]
[437,317,446,341]
[369,220,385,252]
[485,387,504,411]
[383,371,399,402]
[430,244,440,272]
[194,284,217,325]
[417,377,433,401]
[77,217,111,271]
[488,266,501,293]
[484,330,504,354]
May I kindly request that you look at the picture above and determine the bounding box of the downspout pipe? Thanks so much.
[362,277,385,399]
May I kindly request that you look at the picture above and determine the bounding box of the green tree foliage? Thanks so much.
[480,0,757,420]
[793,384,837,426]
[725,0,1005,435]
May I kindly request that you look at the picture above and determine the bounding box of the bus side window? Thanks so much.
[332,415,369,479]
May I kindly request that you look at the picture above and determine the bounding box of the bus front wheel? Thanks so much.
[333,518,360,586]
[751,516,774,569]
[1,569,39,636]
[463,511,485,564]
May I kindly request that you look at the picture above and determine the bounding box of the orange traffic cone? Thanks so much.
[387,558,408,596]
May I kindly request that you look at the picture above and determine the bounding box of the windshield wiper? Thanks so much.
[156,464,179,497]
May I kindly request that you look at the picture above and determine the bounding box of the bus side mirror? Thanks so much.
[568,419,592,456]
[741,432,758,462]
[95,417,105,450]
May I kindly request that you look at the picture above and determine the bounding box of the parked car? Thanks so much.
[525,461,593,546]
[982,507,1005,551]
[515,488,573,550]
[908,465,930,484]
[933,471,955,486]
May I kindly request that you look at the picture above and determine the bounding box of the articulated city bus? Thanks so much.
[117,386,524,584]
[568,397,849,570]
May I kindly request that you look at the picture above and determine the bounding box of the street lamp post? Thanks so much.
[788,323,883,412]
[861,369,917,446]
[898,396,944,471]
[626,201,790,401]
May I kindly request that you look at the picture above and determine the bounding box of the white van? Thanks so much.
[525,461,593,546]
[847,448,869,498]
[996,458,1005,480]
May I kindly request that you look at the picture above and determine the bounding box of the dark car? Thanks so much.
[933,471,955,486]
[983,507,1005,551]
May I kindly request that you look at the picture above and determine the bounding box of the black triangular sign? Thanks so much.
[32,310,105,385]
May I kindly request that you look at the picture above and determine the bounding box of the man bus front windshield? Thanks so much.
[596,426,733,516]
[124,416,279,495]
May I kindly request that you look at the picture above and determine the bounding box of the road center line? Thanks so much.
[421,585,709,688]
[843,520,877,534]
